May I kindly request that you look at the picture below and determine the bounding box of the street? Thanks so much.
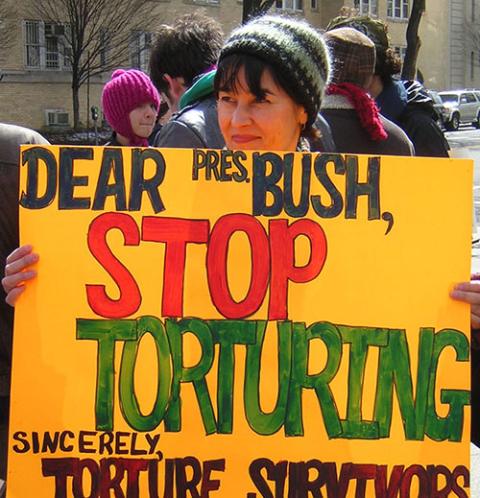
[446,126,480,187]
[446,125,480,195]
[446,127,480,151]
[446,125,480,496]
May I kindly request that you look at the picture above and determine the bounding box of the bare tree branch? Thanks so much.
[242,0,276,24]
[32,0,160,129]
[401,0,425,80]
[465,19,480,55]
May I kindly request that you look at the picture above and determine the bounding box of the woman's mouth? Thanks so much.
[231,134,260,144]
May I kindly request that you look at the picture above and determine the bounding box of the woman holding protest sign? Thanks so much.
[2,15,479,455]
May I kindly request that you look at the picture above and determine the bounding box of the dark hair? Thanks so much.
[375,48,402,84]
[149,13,224,96]
[214,53,319,139]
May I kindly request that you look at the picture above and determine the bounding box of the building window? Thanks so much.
[311,0,317,10]
[130,31,153,72]
[276,0,303,11]
[25,21,41,68]
[354,0,378,16]
[387,0,409,19]
[99,28,110,68]
[23,20,70,70]
[45,35,60,69]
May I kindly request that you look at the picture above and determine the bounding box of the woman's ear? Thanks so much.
[298,107,308,129]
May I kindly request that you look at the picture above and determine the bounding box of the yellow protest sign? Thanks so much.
[8,146,473,497]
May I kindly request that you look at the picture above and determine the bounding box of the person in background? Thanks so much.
[149,13,225,149]
[321,27,413,156]
[326,15,450,158]
[102,69,160,147]
[214,15,330,152]
[0,123,49,492]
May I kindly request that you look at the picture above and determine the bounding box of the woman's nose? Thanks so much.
[231,103,251,126]
[144,106,154,119]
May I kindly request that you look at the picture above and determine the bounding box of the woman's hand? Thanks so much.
[2,245,39,306]
[451,273,480,330]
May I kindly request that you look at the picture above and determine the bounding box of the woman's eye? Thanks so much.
[254,96,270,104]
[219,94,235,103]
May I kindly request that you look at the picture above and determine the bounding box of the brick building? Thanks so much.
[0,0,478,130]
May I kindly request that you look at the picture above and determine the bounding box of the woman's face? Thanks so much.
[217,66,307,151]
[129,103,157,138]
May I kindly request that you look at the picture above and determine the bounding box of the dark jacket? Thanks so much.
[311,114,336,153]
[377,80,450,158]
[397,102,450,158]
[321,96,414,156]
[104,133,123,146]
[0,124,49,399]
[148,123,162,145]
[154,95,225,149]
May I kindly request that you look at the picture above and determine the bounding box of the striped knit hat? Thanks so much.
[324,27,375,88]
[218,15,330,128]
[101,69,161,146]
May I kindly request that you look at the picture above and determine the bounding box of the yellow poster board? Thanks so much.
[8,146,473,497]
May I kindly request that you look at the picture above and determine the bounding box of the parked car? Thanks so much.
[438,90,480,131]
[426,90,450,128]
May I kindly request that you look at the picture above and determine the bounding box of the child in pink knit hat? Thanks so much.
[101,69,161,146]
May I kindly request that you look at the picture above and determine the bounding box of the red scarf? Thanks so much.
[326,82,388,141]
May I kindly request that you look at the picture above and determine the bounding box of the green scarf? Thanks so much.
[179,69,216,110]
